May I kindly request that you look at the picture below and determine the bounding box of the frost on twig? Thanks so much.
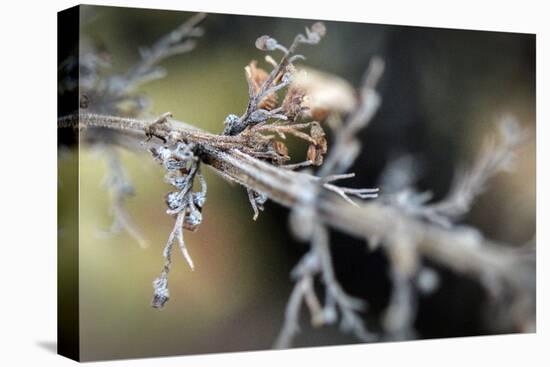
[380,116,528,229]
[427,116,528,224]
[66,108,533,344]
[81,12,206,114]
[318,56,385,176]
[375,116,531,339]
[114,12,206,95]
[220,23,332,219]
[76,13,206,249]
[274,224,376,349]
[322,179,379,207]
[247,188,267,221]
[149,138,207,308]
[60,18,535,347]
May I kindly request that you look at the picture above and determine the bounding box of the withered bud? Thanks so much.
[224,114,240,126]
[272,140,289,157]
[255,35,278,51]
[193,192,206,208]
[165,191,183,211]
[152,277,170,309]
[150,146,171,162]
[306,122,328,166]
[304,22,327,44]
[246,61,279,110]
[170,175,188,190]
[255,192,268,206]
[164,158,187,171]
[310,22,326,38]
[307,144,324,166]
[183,206,202,231]
[248,109,271,123]
[281,86,306,121]
[223,114,241,135]
[310,121,327,144]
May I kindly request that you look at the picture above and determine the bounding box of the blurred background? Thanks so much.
[61,5,535,361]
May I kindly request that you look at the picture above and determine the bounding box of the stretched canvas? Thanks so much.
[58,4,536,362]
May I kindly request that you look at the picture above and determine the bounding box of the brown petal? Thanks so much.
[310,122,327,152]
[305,122,327,166]
[307,144,325,166]
[245,60,279,110]
[272,140,289,157]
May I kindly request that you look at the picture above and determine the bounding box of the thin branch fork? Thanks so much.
[207,147,531,297]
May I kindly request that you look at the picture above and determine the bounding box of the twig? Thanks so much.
[100,145,148,248]
[64,111,533,293]
[318,57,385,176]
[106,12,206,98]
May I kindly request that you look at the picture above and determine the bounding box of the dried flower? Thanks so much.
[306,121,327,166]
[245,61,280,110]
[281,86,307,121]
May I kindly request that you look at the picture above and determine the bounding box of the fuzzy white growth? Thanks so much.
[149,137,208,308]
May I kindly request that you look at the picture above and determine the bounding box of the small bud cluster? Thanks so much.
[152,142,207,230]
[150,140,208,308]
[224,22,327,137]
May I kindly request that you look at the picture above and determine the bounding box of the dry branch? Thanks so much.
[63,109,534,307]
[60,16,535,348]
